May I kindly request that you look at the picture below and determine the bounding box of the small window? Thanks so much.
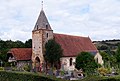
[70,58,73,66]
[46,23,48,29]
[47,33,48,38]
[36,24,39,30]
[96,58,98,63]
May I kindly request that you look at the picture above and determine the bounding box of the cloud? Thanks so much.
[0,0,120,42]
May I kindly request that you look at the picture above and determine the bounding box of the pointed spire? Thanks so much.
[33,3,52,31]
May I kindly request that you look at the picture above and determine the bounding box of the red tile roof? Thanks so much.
[7,34,98,60]
[7,48,32,61]
[54,33,98,57]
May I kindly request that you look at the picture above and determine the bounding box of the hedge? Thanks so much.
[0,71,65,81]
[1,71,120,81]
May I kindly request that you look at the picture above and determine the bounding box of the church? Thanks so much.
[7,5,103,71]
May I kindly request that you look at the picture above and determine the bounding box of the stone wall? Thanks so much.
[17,61,31,71]
[60,57,76,71]
[32,29,53,66]
[32,30,44,63]
[94,52,103,65]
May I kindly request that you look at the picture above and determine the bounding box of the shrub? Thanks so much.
[4,62,11,67]
[12,67,18,71]
[60,70,65,76]
[98,67,109,76]
[0,67,4,71]
[23,64,31,72]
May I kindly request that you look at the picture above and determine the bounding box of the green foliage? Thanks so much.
[75,52,98,74]
[115,44,120,63]
[0,40,25,49]
[100,51,109,61]
[60,70,65,76]
[12,40,25,48]
[0,39,32,50]
[100,51,117,68]
[0,53,7,62]
[25,39,32,48]
[23,64,31,72]
[45,39,63,67]
[0,67,4,71]
[98,45,109,50]
[109,55,117,67]
[0,71,64,81]
[0,40,6,49]
[12,67,18,71]
[98,67,109,76]
[4,62,11,67]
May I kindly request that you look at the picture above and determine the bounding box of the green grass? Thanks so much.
[78,75,120,81]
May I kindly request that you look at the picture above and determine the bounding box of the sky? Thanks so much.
[0,0,120,42]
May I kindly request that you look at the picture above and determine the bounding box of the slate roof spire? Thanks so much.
[33,1,52,31]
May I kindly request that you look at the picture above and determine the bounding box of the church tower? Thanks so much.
[32,5,53,70]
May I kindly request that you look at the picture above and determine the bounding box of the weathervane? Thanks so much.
[41,0,43,10]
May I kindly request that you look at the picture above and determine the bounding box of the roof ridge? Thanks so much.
[54,33,88,38]
[11,48,32,50]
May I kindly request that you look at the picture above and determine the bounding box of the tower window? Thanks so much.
[46,23,48,29]
[47,33,48,38]
[36,24,39,30]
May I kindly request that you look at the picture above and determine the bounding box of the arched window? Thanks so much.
[70,58,73,66]
[96,58,98,63]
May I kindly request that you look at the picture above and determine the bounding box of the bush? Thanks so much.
[98,67,109,76]
[0,67,4,71]
[4,62,11,67]
[23,64,31,72]
[12,67,18,71]
[60,70,65,76]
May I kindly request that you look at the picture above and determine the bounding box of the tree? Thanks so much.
[100,51,117,68]
[5,40,14,48]
[0,49,8,62]
[25,39,32,48]
[75,52,98,73]
[115,44,120,68]
[100,51,109,68]
[100,51,109,64]
[98,45,108,50]
[13,40,25,48]
[45,39,63,68]
[0,40,7,49]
